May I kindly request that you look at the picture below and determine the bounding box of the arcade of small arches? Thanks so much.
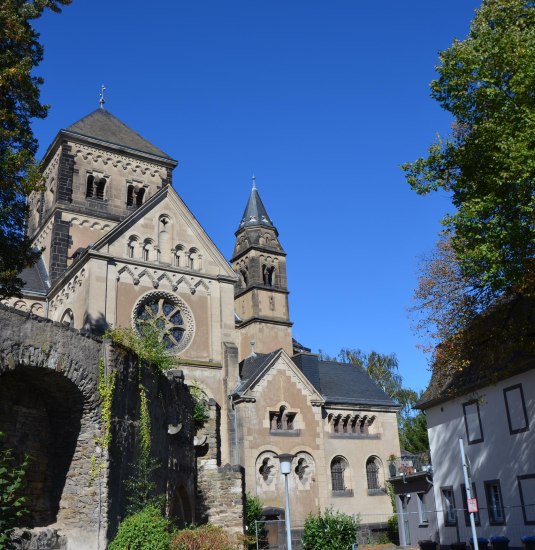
[126,237,203,271]
[327,413,377,435]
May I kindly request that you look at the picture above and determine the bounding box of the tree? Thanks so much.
[403,0,535,305]
[399,412,429,455]
[0,0,71,299]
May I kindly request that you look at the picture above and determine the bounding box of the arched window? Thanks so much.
[86,175,94,198]
[174,245,185,267]
[136,187,145,206]
[366,457,381,492]
[331,457,349,492]
[127,184,135,206]
[127,236,138,259]
[143,240,153,262]
[96,177,106,199]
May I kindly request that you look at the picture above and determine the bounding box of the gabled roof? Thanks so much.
[233,349,324,405]
[234,350,398,409]
[418,293,535,410]
[292,354,399,408]
[90,185,237,280]
[237,183,276,233]
[64,108,174,161]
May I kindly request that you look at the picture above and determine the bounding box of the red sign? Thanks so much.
[468,498,478,513]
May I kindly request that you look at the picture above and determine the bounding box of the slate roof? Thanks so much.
[237,184,275,231]
[235,350,398,408]
[293,354,398,407]
[65,109,174,160]
[20,256,49,295]
[417,293,535,410]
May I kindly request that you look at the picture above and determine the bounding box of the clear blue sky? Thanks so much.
[33,0,482,393]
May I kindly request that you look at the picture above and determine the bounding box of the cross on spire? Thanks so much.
[252,174,256,190]
[99,85,106,109]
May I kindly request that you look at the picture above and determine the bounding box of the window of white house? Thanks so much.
[461,483,480,526]
[485,480,505,525]
[441,487,457,526]
[503,384,529,434]
[417,493,428,525]
[517,474,535,525]
[463,400,484,444]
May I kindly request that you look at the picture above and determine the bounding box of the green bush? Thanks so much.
[109,504,173,550]
[302,508,359,550]
[244,493,267,549]
[171,523,244,549]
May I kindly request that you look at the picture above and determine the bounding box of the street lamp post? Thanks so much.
[276,453,295,550]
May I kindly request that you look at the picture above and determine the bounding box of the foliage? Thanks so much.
[403,0,535,309]
[386,515,399,545]
[124,454,162,517]
[399,411,430,455]
[0,433,29,549]
[171,523,245,550]
[105,320,173,374]
[244,493,267,549]
[0,0,71,298]
[108,504,173,550]
[189,385,209,434]
[124,384,162,516]
[91,356,116,481]
[302,508,359,550]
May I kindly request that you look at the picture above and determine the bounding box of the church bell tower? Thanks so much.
[231,178,293,359]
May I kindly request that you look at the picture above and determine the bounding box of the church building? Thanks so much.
[4,106,401,539]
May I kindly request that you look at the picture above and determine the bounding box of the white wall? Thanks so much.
[425,368,535,544]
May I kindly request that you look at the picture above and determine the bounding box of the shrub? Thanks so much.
[108,504,173,550]
[302,508,359,550]
[244,493,267,549]
[171,524,244,550]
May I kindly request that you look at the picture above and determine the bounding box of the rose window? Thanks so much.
[132,291,194,353]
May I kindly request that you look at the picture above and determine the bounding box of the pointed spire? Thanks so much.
[238,177,275,231]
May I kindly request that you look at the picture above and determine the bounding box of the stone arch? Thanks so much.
[293,451,315,488]
[0,367,85,527]
[256,451,279,490]
[60,308,74,327]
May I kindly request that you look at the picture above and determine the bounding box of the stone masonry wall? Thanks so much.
[196,400,245,534]
[0,305,196,549]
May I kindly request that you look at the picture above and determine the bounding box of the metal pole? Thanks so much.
[284,473,292,550]
[255,519,259,550]
[459,438,478,550]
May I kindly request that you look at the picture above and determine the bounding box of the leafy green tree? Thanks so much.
[399,412,430,455]
[0,433,29,549]
[302,508,359,550]
[0,0,71,299]
[403,0,535,305]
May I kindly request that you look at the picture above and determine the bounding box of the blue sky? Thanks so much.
[33,0,482,392]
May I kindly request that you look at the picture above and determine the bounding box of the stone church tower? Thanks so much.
[231,178,293,358]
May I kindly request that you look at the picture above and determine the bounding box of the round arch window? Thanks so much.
[132,291,194,354]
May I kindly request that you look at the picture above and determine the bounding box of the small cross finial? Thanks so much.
[252,174,256,190]
[99,85,106,109]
